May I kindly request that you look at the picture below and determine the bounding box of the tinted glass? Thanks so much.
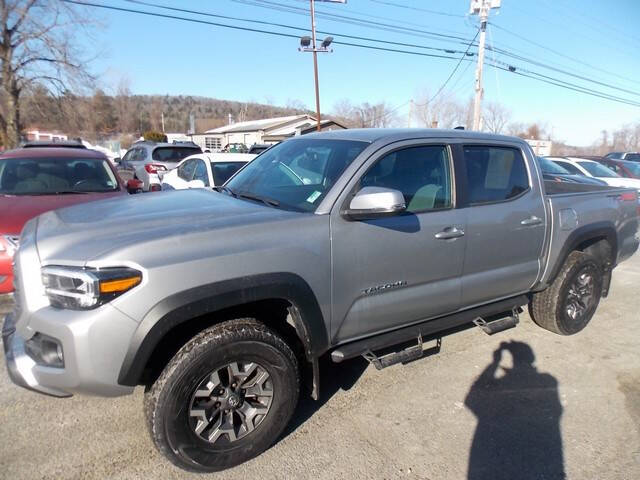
[152,147,201,162]
[0,157,119,195]
[538,157,569,174]
[178,159,197,181]
[577,161,619,178]
[193,160,210,186]
[625,153,640,161]
[620,160,640,176]
[361,145,452,212]
[211,162,246,185]
[553,161,583,175]
[464,146,529,204]
[226,138,368,212]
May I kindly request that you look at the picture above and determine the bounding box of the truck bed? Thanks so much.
[537,181,639,287]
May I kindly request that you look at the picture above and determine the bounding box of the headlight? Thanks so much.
[41,266,142,310]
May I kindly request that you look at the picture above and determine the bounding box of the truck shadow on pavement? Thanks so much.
[465,340,565,480]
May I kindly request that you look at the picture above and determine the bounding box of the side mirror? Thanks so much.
[126,178,143,194]
[343,186,406,220]
[188,179,205,189]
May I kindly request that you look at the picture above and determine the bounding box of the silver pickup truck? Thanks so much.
[3,129,639,472]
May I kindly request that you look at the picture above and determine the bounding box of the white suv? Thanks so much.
[160,153,255,191]
[548,156,640,190]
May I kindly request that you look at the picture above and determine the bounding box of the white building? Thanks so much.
[189,115,347,151]
[526,139,553,156]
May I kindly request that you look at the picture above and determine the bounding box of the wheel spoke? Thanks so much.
[194,370,222,398]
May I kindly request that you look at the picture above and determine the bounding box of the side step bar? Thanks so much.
[473,308,519,335]
[330,295,528,364]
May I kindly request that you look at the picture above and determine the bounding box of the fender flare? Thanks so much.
[546,221,618,285]
[117,272,329,387]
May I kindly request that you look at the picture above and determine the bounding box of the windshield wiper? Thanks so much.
[236,191,281,208]
[52,190,89,195]
[213,185,237,197]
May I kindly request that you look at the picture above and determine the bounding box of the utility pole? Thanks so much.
[470,0,500,131]
[299,0,345,131]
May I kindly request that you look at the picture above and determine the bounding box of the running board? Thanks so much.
[362,336,442,370]
[330,295,528,364]
[473,308,519,335]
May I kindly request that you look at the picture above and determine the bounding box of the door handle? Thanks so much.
[435,227,465,240]
[520,216,542,226]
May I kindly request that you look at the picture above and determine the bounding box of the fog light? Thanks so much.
[25,333,64,368]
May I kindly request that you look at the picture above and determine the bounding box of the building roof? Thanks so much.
[205,115,307,134]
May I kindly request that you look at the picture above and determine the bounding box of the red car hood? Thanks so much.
[0,191,125,235]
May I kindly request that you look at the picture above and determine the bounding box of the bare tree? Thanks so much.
[483,101,511,134]
[331,99,398,128]
[414,91,466,129]
[113,77,135,134]
[0,1,96,147]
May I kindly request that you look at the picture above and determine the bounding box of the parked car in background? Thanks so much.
[119,141,202,191]
[0,146,129,294]
[248,143,273,155]
[537,156,607,185]
[590,156,640,179]
[222,142,248,153]
[606,152,640,161]
[160,153,254,191]
[548,156,640,190]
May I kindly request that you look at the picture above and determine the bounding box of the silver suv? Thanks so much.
[119,141,201,191]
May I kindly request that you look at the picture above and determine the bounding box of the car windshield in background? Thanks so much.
[577,161,620,178]
[152,147,201,163]
[620,160,640,176]
[211,162,246,185]
[538,157,569,174]
[225,138,368,212]
[0,157,119,195]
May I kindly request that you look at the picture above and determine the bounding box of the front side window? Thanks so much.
[577,161,619,178]
[193,160,210,186]
[553,161,583,175]
[621,161,640,177]
[360,145,452,212]
[0,157,119,195]
[178,159,197,181]
[538,157,569,174]
[226,138,368,212]
[463,146,529,205]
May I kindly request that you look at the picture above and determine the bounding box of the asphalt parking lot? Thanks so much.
[1,257,639,480]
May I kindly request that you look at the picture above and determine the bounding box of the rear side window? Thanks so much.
[152,147,201,162]
[463,146,529,205]
[211,162,246,185]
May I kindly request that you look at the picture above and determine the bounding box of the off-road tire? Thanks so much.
[144,318,299,472]
[529,251,603,335]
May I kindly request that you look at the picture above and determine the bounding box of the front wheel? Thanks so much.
[529,251,603,335]
[144,318,300,472]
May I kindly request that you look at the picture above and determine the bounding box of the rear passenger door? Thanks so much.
[459,144,546,307]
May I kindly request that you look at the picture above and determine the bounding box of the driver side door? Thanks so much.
[330,141,467,343]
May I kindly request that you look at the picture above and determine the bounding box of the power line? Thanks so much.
[368,0,466,19]
[63,0,640,109]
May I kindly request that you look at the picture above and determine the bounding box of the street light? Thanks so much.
[298,0,346,131]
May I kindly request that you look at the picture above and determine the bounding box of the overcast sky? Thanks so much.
[90,0,640,146]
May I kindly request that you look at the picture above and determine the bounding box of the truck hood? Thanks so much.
[0,191,125,236]
[34,189,301,264]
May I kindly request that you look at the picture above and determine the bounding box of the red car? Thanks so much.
[593,156,640,180]
[0,146,130,293]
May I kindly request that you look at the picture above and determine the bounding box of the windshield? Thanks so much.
[152,147,201,163]
[225,138,368,212]
[620,160,640,176]
[538,157,569,174]
[577,161,620,178]
[0,157,119,195]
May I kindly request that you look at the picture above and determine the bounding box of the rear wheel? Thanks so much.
[144,318,299,472]
[529,251,603,335]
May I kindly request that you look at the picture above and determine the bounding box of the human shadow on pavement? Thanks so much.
[279,355,369,442]
[465,341,565,480]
